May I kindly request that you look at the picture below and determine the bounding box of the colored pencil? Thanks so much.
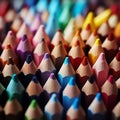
[2,57,20,87]
[33,38,50,67]
[16,34,33,67]
[112,101,120,120]
[4,97,23,120]
[88,38,104,66]
[26,75,43,99]
[16,22,33,43]
[82,74,99,110]
[38,53,56,86]
[102,32,118,64]
[101,75,118,112]
[57,56,76,89]
[76,56,92,89]
[25,99,43,120]
[0,44,18,67]
[51,40,67,71]
[68,39,85,70]
[32,24,50,48]
[43,73,61,104]
[87,92,107,120]
[66,98,86,120]
[62,77,80,112]
[44,93,63,120]
[81,24,91,43]
[20,55,37,87]
[97,21,111,42]
[109,51,120,81]
[6,74,25,103]
[2,30,17,51]
[0,83,8,107]
[92,52,109,88]
[51,29,68,51]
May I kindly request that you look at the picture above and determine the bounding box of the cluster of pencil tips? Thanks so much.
[0,0,120,120]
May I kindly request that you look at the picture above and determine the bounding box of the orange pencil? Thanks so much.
[0,44,18,67]
[80,24,91,43]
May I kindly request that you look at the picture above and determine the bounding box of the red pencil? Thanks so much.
[101,75,118,112]
[102,32,118,64]
[76,56,92,89]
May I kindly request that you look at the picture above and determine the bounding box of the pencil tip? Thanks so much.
[30,99,37,108]
[8,30,13,36]
[96,92,102,101]
[22,34,27,41]
[108,75,114,84]
[108,32,114,41]
[89,74,95,84]
[43,53,49,59]
[57,29,62,33]
[32,76,38,83]
[26,55,32,64]
[49,73,56,80]
[12,74,18,82]
[116,51,120,61]
[68,77,75,86]
[82,57,88,65]
[7,57,14,65]
[64,57,70,64]
[94,38,101,46]
[86,24,91,30]
[5,44,11,49]
[51,93,58,102]
[73,98,80,109]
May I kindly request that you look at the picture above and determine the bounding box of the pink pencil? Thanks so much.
[33,38,50,66]
[92,52,109,88]
[32,24,50,48]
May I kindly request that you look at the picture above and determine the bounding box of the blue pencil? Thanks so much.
[44,93,63,120]
[62,77,80,113]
